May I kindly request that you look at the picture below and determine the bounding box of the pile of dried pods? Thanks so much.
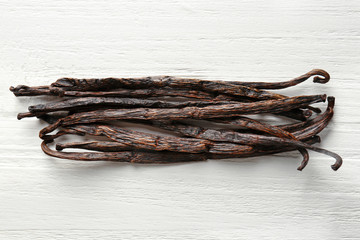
[10,69,342,171]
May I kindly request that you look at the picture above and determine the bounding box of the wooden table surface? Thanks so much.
[1,0,359,239]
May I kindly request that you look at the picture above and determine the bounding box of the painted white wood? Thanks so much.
[0,0,359,239]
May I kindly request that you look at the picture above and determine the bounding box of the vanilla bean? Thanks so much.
[47,136,319,165]
[39,94,326,139]
[48,70,329,99]
[27,97,235,114]
[49,76,284,100]
[42,141,207,163]
[10,85,230,100]
[18,101,313,122]
[227,69,330,89]
[10,69,329,98]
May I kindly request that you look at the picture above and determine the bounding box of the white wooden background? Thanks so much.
[1,0,359,239]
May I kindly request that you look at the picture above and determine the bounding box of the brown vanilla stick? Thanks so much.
[56,135,320,153]
[41,141,207,163]
[38,94,326,139]
[43,135,319,165]
[14,72,319,103]
[26,97,235,114]
[47,76,283,100]
[227,69,330,89]
[10,85,228,100]
[10,69,329,98]
[48,69,329,100]
[18,100,314,122]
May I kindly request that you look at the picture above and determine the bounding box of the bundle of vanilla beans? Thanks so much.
[10,69,342,171]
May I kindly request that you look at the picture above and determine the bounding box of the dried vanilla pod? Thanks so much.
[10,69,342,171]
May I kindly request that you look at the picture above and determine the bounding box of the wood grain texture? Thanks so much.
[0,0,359,239]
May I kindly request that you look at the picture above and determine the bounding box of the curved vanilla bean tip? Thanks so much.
[307,145,342,171]
[309,69,330,84]
[324,96,340,171]
[297,148,309,171]
[41,141,132,162]
[287,139,342,171]
[331,158,342,171]
[294,141,341,171]
[39,119,63,138]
